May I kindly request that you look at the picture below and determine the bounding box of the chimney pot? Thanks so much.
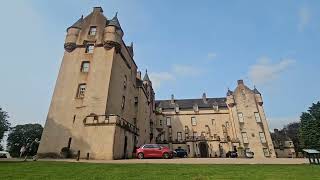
[237,80,244,85]
[93,7,103,13]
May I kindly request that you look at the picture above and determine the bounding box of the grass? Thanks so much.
[0,161,319,180]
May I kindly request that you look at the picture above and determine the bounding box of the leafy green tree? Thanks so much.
[284,122,301,152]
[0,107,10,150]
[7,124,43,157]
[299,102,320,150]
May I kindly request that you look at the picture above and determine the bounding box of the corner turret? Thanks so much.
[64,16,83,52]
[103,12,123,52]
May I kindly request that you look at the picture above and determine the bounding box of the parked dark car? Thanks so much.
[174,148,188,158]
[136,144,173,159]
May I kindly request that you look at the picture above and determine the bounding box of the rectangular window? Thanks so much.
[177,132,182,141]
[81,61,90,72]
[263,148,270,157]
[255,112,261,122]
[211,119,215,125]
[191,117,197,126]
[85,44,94,53]
[259,132,267,143]
[77,84,86,98]
[193,131,198,139]
[238,112,244,123]
[241,132,249,144]
[166,117,171,126]
[159,119,162,126]
[89,26,97,36]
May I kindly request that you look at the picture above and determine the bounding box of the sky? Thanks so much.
[0,0,320,131]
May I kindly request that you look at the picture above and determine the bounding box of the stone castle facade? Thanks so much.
[38,7,276,159]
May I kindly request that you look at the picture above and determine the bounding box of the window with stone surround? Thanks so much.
[88,26,97,36]
[80,61,90,72]
[241,132,249,144]
[263,148,270,157]
[255,112,261,122]
[76,84,86,98]
[238,112,244,123]
[85,44,94,53]
[159,119,163,126]
[259,132,267,143]
[166,117,171,126]
[177,132,182,141]
[191,117,197,126]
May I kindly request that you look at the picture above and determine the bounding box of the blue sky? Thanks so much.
[0,0,319,130]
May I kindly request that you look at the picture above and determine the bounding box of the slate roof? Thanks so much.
[67,16,84,31]
[253,87,261,94]
[156,97,227,110]
[143,70,150,82]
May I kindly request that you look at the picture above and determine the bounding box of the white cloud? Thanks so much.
[149,64,203,89]
[173,64,203,76]
[207,52,217,59]
[149,72,175,89]
[248,57,295,85]
[298,7,311,32]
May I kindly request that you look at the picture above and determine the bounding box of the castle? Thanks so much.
[38,7,276,159]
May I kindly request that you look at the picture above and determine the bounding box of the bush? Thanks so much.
[60,147,71,158]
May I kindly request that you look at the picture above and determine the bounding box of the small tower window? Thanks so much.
[124,75,127,88]
[238,112,244,123]
[89,26,97,36]
[85,44,94,53]
[77,84,86,98]
[121,96,125,109]
[241,132,249,144]
[255,112,261,122]
[81,61,90,72]
[259,132,267,143]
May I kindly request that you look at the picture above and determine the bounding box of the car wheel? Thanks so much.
[137,153,144,159]
[183,154,188,158]
[163,152,169,159]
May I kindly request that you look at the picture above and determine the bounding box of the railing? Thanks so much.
[83,114,139,135]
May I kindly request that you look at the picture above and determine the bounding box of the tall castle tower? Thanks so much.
[38,7,155,160]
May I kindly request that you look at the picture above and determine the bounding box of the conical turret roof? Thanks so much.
[108,12,122,30]
[143,70,151,82]
[253,86,261,94]
[67,15,83,31]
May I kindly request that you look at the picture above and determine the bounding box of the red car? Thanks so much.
[136,144,173,159]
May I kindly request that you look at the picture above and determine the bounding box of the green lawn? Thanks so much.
[0,161,319,180]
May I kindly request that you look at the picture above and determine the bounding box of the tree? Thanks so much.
[7,124,43,157]
[0,107,10,150]
[284,122,301,153]
[299,102,320,150]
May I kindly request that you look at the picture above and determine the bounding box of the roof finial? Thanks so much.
[81,15,83,19]
[115,12,118,17]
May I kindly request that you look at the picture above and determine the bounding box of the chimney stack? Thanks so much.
[202,93,207,103]
[237,79,244,85]
[93,7,103,13]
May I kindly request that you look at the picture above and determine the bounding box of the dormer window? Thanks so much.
[213,105,219,111]
[85,44,94,53]
[175,105,179,113]
[193,104,199,112]
[89,26,97,36]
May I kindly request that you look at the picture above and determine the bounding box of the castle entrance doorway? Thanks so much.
[199,142,208,158]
